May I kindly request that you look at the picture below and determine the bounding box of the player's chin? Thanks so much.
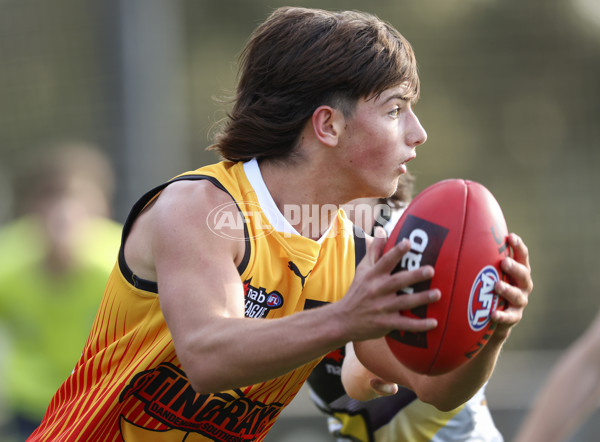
[381,175,401,197]
[365,181,397,200]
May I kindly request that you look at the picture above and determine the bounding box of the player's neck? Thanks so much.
[258,158,344,240]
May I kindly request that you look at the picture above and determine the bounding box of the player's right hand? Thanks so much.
[337,227,440,343]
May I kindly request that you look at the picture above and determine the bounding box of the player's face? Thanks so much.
[338,85,427,198]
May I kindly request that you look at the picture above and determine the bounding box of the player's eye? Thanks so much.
[389,107,400,117]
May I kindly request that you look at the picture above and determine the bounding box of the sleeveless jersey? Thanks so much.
[29,160,360,442]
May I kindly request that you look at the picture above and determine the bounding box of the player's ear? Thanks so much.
[311,105,345,147]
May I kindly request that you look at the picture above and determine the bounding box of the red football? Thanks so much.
[383,178,510,375]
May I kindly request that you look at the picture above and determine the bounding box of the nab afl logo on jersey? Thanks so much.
[244,279,284,319]
[468,265,500,331]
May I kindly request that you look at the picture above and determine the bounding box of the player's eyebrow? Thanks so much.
[382,93,410,104]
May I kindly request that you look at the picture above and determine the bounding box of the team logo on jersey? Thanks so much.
[244,279,284,319]
[119,363,283,441]
[468,265,500,331]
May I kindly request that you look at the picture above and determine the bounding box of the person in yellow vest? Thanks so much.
[0,142,121,441]
[308,173,504,441]
[29,7,532,442]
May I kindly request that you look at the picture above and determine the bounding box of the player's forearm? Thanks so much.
[415,331,506,411]
[179,305,349,394]
[350,334,502,411]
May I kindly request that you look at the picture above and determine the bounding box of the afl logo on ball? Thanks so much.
[468,266,500,331]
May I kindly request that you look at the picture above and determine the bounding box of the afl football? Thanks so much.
[383,178,510,375]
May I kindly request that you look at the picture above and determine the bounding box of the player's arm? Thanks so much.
[129,180,440,394]
[347,324,506,411]
[341,341,399,401]
[513,308,600,442]
[344,233,532,411]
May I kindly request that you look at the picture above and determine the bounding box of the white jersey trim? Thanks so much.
[243,158,333,243]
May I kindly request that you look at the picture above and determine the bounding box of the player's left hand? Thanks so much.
[491,233,533,338]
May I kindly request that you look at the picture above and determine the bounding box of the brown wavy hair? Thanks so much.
[211,7,420,162]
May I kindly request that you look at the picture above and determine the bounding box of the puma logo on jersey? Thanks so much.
[288,261,312,288]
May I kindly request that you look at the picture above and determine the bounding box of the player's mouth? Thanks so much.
[399,155,416,173]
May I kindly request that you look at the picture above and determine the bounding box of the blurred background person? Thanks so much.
[513,307,600,442]
[307,172,503,442]
[0,142,121,440]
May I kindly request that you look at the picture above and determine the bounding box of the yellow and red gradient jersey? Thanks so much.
[29,160,360,442]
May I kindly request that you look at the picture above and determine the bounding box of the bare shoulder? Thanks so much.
[125,179,246,281]
[152,179,242,228]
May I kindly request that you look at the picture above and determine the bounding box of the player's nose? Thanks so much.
[407,111,427,148]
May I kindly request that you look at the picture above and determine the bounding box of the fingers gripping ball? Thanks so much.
[384,179,510,375]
